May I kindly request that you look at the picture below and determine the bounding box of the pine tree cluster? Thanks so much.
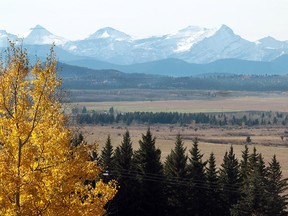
[99,129,288,216]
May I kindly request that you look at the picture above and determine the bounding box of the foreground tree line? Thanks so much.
[0,44,117,215]
[98,129,288,216]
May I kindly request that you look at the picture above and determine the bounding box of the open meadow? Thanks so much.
[78,124,288,178]
[68,91,288,113]
[68,90,288,177]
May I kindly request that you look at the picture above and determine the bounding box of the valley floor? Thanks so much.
[67,90,288,112]
[68,90,288,177]
[78,124,288,178]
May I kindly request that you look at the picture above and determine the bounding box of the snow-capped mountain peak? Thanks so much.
[87,27,131,41]
[205,24,240,43]
[257,36,284,47]
[206,24,237,40]
[22,25,51,39]
[23,25,68,45]
[216,24,234,33]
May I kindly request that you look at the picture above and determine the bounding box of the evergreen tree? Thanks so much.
[100,135,114,178]
[240,145,249,184]
[99,135,116,215]
[265,155,288,215]
[232,148,268,216]
[112,130,136,216]
[246,136,252,143]
[219,146,241,216]
[248,150,268,215]
[164,134,188,216]
[206,152,223,216]
[114,130,133,174]
[187,138,207,216]
[232,145,249,216]
[82,106,87,114]
[133,128,165,216]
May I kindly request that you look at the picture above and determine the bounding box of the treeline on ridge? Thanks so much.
[88,129,288,216]
[61,68,288,91]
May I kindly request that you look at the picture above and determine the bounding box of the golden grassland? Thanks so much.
[68,95,288,113]
[78,124,288,178]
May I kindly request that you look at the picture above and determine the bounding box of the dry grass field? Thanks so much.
[68,94,288,113]
[77,124,288,178]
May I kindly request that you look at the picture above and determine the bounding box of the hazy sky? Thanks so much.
[1,0,288,41]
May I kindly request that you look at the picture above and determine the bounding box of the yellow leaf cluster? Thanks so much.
[0,43,117,216]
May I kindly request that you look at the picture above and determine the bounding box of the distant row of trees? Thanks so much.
[76,109,288,126]
[96,129,288,216]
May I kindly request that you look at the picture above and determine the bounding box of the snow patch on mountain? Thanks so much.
[173,26,218,52]
[87,27,131,41]
[68,45,78,51]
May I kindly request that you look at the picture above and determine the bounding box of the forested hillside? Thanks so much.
[59,63,288,92]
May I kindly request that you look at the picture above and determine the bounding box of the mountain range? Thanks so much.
[1,25,288,77]
[1,24,288,65]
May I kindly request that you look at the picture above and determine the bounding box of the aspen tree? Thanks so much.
[0,43,117,216]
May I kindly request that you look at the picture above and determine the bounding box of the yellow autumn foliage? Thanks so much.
[0,43,117,216]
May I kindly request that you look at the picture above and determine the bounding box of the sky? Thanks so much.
[1,0,288,41]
